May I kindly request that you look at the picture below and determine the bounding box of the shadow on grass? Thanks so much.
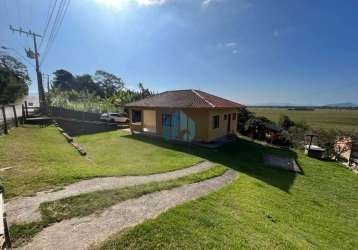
[123,134,299,193]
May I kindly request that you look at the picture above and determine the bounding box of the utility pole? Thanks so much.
[9,25,46,113]
[43,73,51,104]
[42,73,51,92]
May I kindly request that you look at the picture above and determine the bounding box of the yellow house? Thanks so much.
[125,89,243,143]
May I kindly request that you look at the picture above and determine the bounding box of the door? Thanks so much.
[227,114,231,133]
[143,110,156,133]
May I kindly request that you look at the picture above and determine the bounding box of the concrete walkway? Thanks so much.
[18,170,238,250]
[6,161,215,225]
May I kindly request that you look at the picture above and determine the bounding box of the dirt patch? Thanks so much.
[264,154,301,173]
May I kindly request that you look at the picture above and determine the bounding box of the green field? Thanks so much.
[249,108,358,132]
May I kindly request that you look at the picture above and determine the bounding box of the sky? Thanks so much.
[0,0,357,106]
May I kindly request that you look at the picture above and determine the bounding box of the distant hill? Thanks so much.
[324,102,358,108]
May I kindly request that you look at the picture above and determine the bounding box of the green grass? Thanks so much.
[9,166,227,248]
[0,125,202,198]
[249,107,358,132]
[92,137,358,250]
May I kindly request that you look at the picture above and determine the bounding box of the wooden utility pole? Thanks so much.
[9,25,46,112]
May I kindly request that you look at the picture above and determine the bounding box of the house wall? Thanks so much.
[128,107,239,142]
[208,109,239,142]
[143,110,156,133]
[155,108,209,142]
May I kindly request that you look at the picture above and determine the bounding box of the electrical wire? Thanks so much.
[40,0,57,48]
[40,0,70,65]
[40,0,66,63]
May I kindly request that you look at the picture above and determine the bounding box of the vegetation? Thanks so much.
[50,69,155,112]
[278,115,295,130]
[91,137,358,250]
[249,107,358,132]
[0,126,202,198]
[2,124,357,249]
[0,51,30,104]
[9,166,227,247]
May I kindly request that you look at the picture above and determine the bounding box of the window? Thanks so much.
[132,110,142,123]
[224,114,227,120]
[212,115,220,129]
[233,113,237,120]
[162,114,172,127]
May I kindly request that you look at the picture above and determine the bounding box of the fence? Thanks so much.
[49,106,119,136]
[0,105,22,135]
[49,106,101,121]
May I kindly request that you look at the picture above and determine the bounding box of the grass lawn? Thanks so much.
[0,125,202,198]
[93,137,358,250]
[10,166,227,247]
[249,107,358,132]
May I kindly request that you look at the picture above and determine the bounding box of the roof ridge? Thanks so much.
[191,89,215,108]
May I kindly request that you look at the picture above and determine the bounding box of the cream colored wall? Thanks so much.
[128,107,238,142]
[154,108,209,141]
[207,109,239,142]
[143,110,157,133]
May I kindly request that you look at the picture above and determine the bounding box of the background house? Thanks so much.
[125,89,243,143]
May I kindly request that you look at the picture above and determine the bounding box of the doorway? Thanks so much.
[227,113,231,133]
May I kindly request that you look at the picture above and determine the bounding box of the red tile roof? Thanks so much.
[125,89,244,109]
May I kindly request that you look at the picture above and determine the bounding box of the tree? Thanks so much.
[75,74,101,94]
[279,115,295,130]
[94,70,124,98]
[138,82,153,99]
[52,69,75,91]
[0,52,30,104]
[237,107,254,133]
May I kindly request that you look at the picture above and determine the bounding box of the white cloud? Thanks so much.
[137,0,167,6]
[225,42,237,47]
[217,41,238,55]
[202,0,219,8]
[94,0,167,10]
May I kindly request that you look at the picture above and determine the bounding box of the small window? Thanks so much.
[212,115,220,129]
[224,114,227,120]
[162,114,172,127]
[233,113,237,120]
[132,110,142,123]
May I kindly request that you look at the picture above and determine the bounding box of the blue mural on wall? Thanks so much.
[162,111,196,142]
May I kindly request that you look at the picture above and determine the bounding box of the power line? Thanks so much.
[40,0,66,64]
[40,0,57,48]
[0,46,36,69]
[9,25,47,110]
[41,0,70,65]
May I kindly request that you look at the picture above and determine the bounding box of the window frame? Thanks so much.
[212,115,220,129]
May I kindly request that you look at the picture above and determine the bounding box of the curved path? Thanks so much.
[18,170,238,250]
[6,161,215,225]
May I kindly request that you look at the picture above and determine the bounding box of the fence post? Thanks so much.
[0,186,12,249]
[22,104,25,124]
[12,105,18,127]
[1,106,8,135]
[24,101,29,118]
